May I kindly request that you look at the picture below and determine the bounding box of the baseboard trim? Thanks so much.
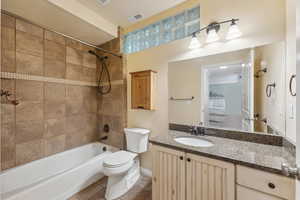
[141,167,152,177]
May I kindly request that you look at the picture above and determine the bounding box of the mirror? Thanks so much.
[168,42,286,136]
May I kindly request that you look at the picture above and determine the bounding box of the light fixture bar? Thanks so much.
[190,18,240,37]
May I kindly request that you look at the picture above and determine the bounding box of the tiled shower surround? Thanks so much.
[0,13,126,170]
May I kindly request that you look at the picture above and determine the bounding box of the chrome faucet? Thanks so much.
[189,125,198,135]
[189,125,205,136]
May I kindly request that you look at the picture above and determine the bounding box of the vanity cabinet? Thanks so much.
[236,166,295,200]
[186,153,235,200]
[130,70,156,110]
[152,145,186,200]
[152,145,235,200]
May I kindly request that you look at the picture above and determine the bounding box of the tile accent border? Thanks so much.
[282,137,296,157]
[169,123,283,146]
[1,72,123,87]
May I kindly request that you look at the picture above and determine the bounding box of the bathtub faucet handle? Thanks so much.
[100,136,108,141]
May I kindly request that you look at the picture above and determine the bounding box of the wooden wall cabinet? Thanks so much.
[130,70,156,110]
[152,145,235,200]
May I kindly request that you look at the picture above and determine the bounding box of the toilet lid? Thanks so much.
[103,151,137,168]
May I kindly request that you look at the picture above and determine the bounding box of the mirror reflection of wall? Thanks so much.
[168,42,286,136]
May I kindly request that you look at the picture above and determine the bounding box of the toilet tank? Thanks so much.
[124,128,150,153]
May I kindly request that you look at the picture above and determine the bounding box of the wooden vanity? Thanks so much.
[151,140,295,200]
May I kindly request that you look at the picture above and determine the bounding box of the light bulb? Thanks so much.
[206,29,220,43]
[226,22,242,40]
[189,34,201,49]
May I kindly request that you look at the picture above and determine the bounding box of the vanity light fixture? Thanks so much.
[226,19,243,40]
[206,22,221,43]
[188,18,241,49]
[189,33,201,49]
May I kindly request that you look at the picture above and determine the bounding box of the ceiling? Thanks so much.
[2,0,186,45]
[2,0,115,45]
[76,0,187,27]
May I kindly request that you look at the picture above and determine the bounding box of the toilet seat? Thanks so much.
[103,151,137,168]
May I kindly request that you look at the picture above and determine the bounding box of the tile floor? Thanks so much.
[69,176,152,200]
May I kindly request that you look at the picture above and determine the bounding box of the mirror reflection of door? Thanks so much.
[202,56,254,132]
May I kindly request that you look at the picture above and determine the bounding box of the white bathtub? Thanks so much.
[0,143,117,200]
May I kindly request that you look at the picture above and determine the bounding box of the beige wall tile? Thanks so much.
[1,123,16,170]
[44,59,66,79]
[16,19,44,38]
[83,53,97,69]
[1,104,15,124]
[2,13,16,29]
[45,30,66,45]
[44,135,66,156]
[16,30,43,57]
[16,120,44,144]
[45,40,66,62]
[66,85,83,100]
[16,102,43,122]
[66,99,83,116]
[44,82,66,101]
[16,139,44,166]
[44,118,66,138]
[82,97,97,114]
[66,47,82,65]
[66,132,87,149]
[66,38,83,50]
[81,67,96,82]
[66,115,86,134]
[16,52,43,76]
[16,80,44,101]
[2,49,16,72]
[66,63,82,81]
[2,27,15,50]
[45,100,66,120]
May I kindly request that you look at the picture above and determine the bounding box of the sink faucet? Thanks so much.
[189,125,205,136]
[189,125,198,135]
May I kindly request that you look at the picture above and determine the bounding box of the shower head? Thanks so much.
[88,50,97,56]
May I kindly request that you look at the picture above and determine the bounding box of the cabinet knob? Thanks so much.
[268,182,276,189]
[187,158,191,162]
[179,156,183,160]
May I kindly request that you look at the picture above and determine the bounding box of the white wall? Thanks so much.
[168,60,202,126]
[127,0,286,169]
[255,42,286,135]
[285,0,297,142]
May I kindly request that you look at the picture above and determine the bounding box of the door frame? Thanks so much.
[200,60,250,129]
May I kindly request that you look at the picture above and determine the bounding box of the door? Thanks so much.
[241,49,255,132]
[186,153,235,200]
[131,72,150,109]
[152,145,186,200]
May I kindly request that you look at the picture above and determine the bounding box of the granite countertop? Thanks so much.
[150,130,296,177]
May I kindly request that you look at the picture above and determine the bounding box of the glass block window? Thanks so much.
[123,6,200,54]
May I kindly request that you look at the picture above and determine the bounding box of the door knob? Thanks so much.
[281,163,300,179]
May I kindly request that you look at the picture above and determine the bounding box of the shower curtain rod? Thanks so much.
[1,10,123,58]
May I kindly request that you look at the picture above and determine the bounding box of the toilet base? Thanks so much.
[105,159,140,200]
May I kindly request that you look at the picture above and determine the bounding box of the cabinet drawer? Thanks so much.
[236,165,294,199]
[237,185,284,200]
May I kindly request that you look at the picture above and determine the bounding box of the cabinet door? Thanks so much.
[152,145,186,200]
[186,153,235,200]
[131,73,150,109]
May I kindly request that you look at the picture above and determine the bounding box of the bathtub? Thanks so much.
[0,143,118,200]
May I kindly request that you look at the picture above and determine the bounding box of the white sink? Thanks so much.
[174,137,214,147]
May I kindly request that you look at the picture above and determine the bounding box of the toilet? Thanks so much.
[102,128,150,200]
